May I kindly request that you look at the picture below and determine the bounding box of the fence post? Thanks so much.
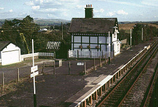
[102,51,103,59]
[2,72,4,93]
[108,57,111,64]
[77,50,79,58]
[100,56,102,67]
[17,68,20,82]
[68,61,71,75]
[53,61,56,74]
[67,50,69,59]
[54,52,56,59]
[90,51,92,58]
[94,58,96,70]
[84,62,86,74]
[42,62,45,74]
[105,54,106,64]
[113,49,114,57]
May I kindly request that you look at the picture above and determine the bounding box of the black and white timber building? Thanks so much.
[68,4,120,58]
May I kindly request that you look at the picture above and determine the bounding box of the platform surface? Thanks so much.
[0,41,153,107]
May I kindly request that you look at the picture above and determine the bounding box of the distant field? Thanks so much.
[119,23,158,31]
[119,23,136,30]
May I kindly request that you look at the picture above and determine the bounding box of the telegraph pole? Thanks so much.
[61,22,63,40]
[142,28,143,41]
[108,31,111,63]
[130,29,132,46]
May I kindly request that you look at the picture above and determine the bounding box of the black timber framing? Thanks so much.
[71,33,113,52]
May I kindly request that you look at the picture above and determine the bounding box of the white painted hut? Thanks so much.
[0,41,21,65]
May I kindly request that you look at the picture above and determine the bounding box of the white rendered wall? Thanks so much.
[1,43,21,65]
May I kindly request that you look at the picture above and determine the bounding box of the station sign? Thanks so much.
[77,62,84,66]
[31,65,38,73]
[30,71,39,78]
[30,65,39,78]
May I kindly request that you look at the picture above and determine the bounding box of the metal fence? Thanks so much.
[68,50,114,58]
[0,65,44,85]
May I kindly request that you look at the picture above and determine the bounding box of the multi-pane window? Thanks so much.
[74,36,81,42]
[72,34,111,52]
[90,37,97,43]
[74,44,81,48]
[82,36,89,43]
[82,49,89,52]
[99,36,106,43]
[82,44,88,48]
[101,45,106,51]
[90,44,97,48]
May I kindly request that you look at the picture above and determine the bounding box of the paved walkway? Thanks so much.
[0,41,152,107]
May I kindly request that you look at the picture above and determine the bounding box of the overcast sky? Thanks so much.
[0,0,158,22]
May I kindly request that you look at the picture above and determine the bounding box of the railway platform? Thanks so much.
[0,40,154,107]
[65,42,153,107]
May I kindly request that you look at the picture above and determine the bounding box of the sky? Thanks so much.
[0,0,158,22]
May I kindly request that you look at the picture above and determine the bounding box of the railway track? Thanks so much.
[96,41,158,107]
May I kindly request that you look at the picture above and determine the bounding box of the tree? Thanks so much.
[19,15,40,51]
[132,23,158,45]
[132,24,143,45]
[1,15,40,54]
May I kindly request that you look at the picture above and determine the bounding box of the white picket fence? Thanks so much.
[21,52,54,61]
[68,50,113,58]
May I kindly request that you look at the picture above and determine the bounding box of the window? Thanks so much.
[82,36,89,43]
[82,44,89,48]
[82,49,89,52]
[101,45,106,51]
[74,44,81,48]
[90,44,97,48]
[90,37,97,43]
[99,36,106,43]
[74,49,81,51]
[74,36,81,42]
[90,49,97,52]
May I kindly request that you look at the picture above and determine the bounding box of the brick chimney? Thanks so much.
[85,4,93,18]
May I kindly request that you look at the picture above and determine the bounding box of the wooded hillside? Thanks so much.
[0,16,70,55]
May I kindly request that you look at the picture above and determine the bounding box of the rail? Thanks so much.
[141,47,158,107]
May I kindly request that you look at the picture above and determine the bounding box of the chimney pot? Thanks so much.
[85,4,93,18]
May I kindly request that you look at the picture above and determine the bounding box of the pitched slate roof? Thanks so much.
[69,18,118,33]
[0,41,10,51]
